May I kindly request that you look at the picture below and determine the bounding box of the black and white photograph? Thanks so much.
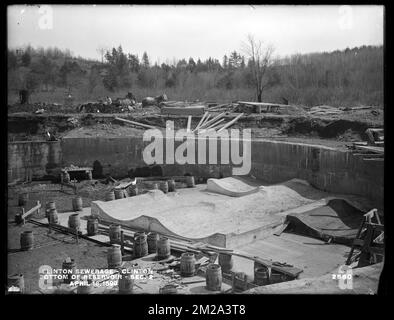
[6,4,385,298]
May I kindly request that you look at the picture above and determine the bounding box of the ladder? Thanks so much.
[346,209,384,266]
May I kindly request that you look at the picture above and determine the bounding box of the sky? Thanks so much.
[7,5,384,63]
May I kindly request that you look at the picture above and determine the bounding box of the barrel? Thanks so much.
[254,267,269,286]
[185,176,195,188]
[118,271,134,294]
[63,172,70,183]
[232,272,248,291]
[20,231,34,250]
[107,245,122,268]
[159,181,168,194]
[167,179,176,192]
[114,189,125,199]
[146,182,158,190]
[106,191,115,201]
[77,276,92,294]
[72,196,83,211]
[46,201,56,210]
[180,252,196,277]
[47,208,58,224]
[206,264,222,291]
[18,193,28,207]
[129,186,138,197]
[68,213,80,230]
[269,270,287,284]
[156,237,171,259]
[134,233,148,258]
[147,232,159,253]
[8,274,24,293]
[62,259,76,284]
[218,253,233,273]
[87,217,98,236]
[109,225,121,244]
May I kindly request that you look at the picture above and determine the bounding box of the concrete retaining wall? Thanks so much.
[8,137,383,207]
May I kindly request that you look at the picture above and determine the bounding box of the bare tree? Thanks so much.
[242,34,275,102]
[96,45,108,63]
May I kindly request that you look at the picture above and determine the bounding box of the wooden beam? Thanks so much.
[199,112,225,129]
[186,116,192,132]
[217,113,244,132]
[114,117,157,129]
[193,112,208,132]
[21,201,41,220]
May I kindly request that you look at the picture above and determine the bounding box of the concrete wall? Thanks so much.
[8,137,383,207]
[8,141,62,182]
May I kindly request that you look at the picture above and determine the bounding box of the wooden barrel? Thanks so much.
[134,233,148,258]
[63,172,70,183]
[18,193,28,207]
[8,274,24,293]
[269,271,287,284]
[20,231,34,250]
[185,176,195,188]
[118,271,134,294]
[167,179,176,192]
[157,237,171,259]
[46,201,56,210]
[87,217,98,236]
[47,208,58,224]
[72,196,83,211]
[129,186,138,197]
[109,225,121,244]
[206,264,222,291]
[218,253,233,273]
[254,267,269,286]
[114,189,125,199]
[147,232,159,253]
[159,181,168,194]
[106,191,115,201]
[180,252,196,277]
[68,214,80,230]
[62,259,76,284]
[107,245,122,268]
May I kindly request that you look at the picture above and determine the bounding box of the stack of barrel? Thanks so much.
[46,201,58,224]
[114,188,126,200]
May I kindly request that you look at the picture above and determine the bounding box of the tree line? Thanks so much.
[7,43,383,107]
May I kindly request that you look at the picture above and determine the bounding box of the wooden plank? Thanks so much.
[199,112,225,129]
[21,201,41,219]
[114,117,157,129]
[354,145,384,154]
[193,112,208,132]
[161,106,205,116]
[186,116,192,132]
[217,113,244,132]
[237,101,288,108]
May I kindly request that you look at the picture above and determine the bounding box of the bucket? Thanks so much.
[156,237,171,259]
[134,233,148,258]
[114,189,125,199]
[185,176,195,188]
[62,259,76,284]
[159,181,168,194]
[167,179,176,192]
[47,208,58,224]
[180,252,196,277]
[118,270,134,294]
[87,217,98,236]
[147,232,159,253]
[72,196,83,211]
[106,191,115,201]
[218,253,233,273]
[254,267,269,286]
[8,274,25,293]
[206,264,222,291]
[18,193,28,207]
[20,231,34,250]
[107,244,122,268]
[269,270,287,284]
[109,225,121,244]
[68,213,80,230]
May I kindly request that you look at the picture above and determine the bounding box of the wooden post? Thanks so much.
[121,231,125,255]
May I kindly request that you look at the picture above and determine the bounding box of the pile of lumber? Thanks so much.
[308,105,343,116]
[191,112,244,134]
[236,101,288,114]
